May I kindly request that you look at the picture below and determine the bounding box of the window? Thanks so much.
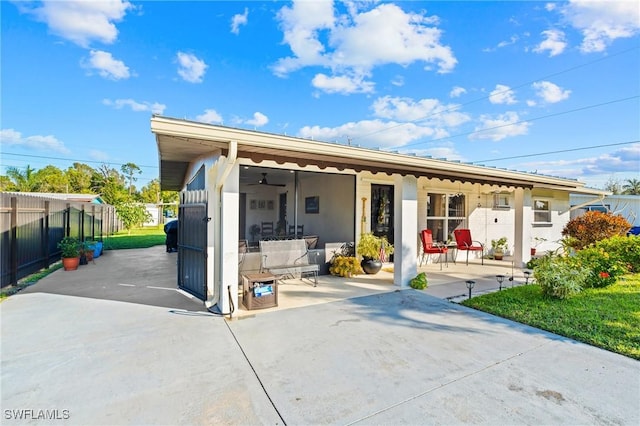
[533,199,551,223]
[426,193,466,242]
[492,193,510,209]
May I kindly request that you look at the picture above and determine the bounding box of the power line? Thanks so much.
[351,45,640,143]
[400,95,639,149]
[0,152,158,169]
[473,140,640,164]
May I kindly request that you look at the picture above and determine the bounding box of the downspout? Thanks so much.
[206,141,237,311]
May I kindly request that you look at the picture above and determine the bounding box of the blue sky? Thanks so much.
[1,0,639,191]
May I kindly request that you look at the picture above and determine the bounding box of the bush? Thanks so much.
[562,211,631,250]
[409,272,428,290]
[329,256,363,277]
[591,235,640,273]
[534,256,589,299]
[571,245,628,288]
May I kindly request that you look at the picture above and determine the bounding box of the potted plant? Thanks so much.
[530,236,546,256]
[58,236,80,271]
[491,237,508,260]
[329,256,363,277]
[249,224,261,243]
[357,232,394,274]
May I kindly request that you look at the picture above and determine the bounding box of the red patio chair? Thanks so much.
[419,229,448,270]
[453,229,484,265]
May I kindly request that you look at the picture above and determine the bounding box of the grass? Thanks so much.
[462,274,640,360]
[102,226,166,250]
[1,227,166,300]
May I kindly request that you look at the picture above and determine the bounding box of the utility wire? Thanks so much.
[473,140,639,164]
[350,45,640,143]
[399,95,639,149]
[0,151,158,169]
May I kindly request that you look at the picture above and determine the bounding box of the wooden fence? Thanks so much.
[0,193,123,287]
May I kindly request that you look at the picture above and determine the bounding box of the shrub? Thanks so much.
[562,211,631,250]
[571,245,628,288]
[329,256,363,277]
[534,256,589,299]
[591,235,640,273]
[409,272,428,290]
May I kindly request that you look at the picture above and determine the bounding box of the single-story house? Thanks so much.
[151,115,609,313]
[570,194,639,226]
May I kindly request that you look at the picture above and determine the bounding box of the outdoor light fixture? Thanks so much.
[465,280,475,300]
[524,270,532,284]
[496,274,506,291]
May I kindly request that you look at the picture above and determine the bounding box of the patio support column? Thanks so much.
[514,188,533,267]
[394,175,418,287]
[216,162,240,314]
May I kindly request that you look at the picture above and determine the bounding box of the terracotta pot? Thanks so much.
[62,257,80,271]
[85,250,94,262]
[530,248,536,256]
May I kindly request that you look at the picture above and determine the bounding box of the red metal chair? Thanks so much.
[453,229,484,265]
[419,229,448,270]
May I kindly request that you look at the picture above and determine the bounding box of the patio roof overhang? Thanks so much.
[151,115,607,196]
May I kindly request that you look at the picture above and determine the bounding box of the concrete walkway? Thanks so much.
[1,247,638,425]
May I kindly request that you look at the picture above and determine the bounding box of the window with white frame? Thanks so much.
[533,199,551,223]
[492,193,510,209]
[426,193,466,242]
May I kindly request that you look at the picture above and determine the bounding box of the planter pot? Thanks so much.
[361,258,382,274]
[62,257,80,271]
[530,248,536,256]
[85,250,95,262]
[93,242,103,258]
[494,251,504,261]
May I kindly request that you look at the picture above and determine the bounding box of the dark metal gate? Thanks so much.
[177,190,208,300]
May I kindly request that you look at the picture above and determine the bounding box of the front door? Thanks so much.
[371,184,394,244]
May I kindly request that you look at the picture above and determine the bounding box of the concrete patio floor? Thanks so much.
[2,246,638,425]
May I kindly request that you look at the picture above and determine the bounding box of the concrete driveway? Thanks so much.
[1,247,638,425]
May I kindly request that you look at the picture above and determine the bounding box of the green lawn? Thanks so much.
[462,274,640,360]
[102,226,166,250]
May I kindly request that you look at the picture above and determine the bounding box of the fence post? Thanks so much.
[80,204,86,242]
[10,197,17,286]
[44,201,51,269]
[65,203,71,237]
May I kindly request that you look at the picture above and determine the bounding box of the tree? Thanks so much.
[92,164,128,205]
[602,177,621,194]
[0,175,16,191]
[121,162,141,195]
[34,165,68,193]
[66,163,95,193]
[622,178,640,195]
[5,165,39,192]
[139,179,161,203]
[115,201,152,234]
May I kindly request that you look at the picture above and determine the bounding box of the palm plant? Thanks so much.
[622,178,640,195]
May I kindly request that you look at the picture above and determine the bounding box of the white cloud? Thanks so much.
[489,84,517,105]
[560,0,640,53]
[244,112,269,127]
[533,29,567,57]
[371,96,470,128]
[398,143,464,161]
[312,73,375,94]
[522,143,640,179]
[196,109,223,124]
[298,119,436,149]
[449,86,467,98]
[273,2,456,93]
[231,8,248,35]
[82,50,131,80]
[483,35,519,52]
[391,75,404,87]
[532,81,571,103]
[88,149,111,162]
[0,128,70,154]
[102,98,166,114]
[470,112,531,141]
[16,0,133,47]
[176,52,207,83]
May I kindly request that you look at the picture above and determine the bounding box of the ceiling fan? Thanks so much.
[250,172,286,187]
